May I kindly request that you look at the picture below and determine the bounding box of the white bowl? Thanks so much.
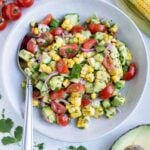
[0,0,148,142]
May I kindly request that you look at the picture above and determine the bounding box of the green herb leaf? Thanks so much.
[14,126,23,142]
[66,48,73,54]
[1,136,16,145]
[77,145,87,150]
[0,118,13,133]
[50,18,60,29]
[68,146,77,150]
[34,143,44,150]
[70,64,82,79]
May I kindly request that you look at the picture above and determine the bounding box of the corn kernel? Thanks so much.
[66,104,82,118]
[61,19,72,31]
[91,93,97,100]
[32,27,39,35]
[93,106,104,118]
[127,51,132,60]
[85,73,95,82]
[32,99,40,107]
[82,106,95,117]
[112,75,120,83]
[77,116,89,129]
[63,79,70,88]
[39,64,52,74]
[67,59,75,68]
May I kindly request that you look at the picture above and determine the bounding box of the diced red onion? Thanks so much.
[80,78,87,85]
[117,108,122,113]
[106,43,113,50]
[44,72,58,86]
[38,54,42,63]
[57,99,69,105]
[81,48,95,52]
[62,33,65,38]
[64,30,69,35]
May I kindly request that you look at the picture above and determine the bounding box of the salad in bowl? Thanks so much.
[18,13,137,129]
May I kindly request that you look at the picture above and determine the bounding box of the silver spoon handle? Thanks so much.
[21,78,33,150]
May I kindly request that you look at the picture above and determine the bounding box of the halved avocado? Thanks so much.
[110,124,150,150]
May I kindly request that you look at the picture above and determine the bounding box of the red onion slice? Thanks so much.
[81,48,95,52]
[38,54,42,63]
[57,99,69,105]
[106,43,113,50]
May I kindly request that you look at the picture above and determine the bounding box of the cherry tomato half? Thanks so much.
[32,91,42,99]
[56,114,70,126]
[71,25,84,34]
[20,34,32,49]
[2,3,22,20]
[123,63,137,81]
[82,38,97,49]
[39,32,53,46]
[16,0,34,8]
[0,16,7,31]
[40,14,53,25]
[67,83,85,93]
[56,59,69,74]
[51,101,66,114]
[26,38,37,53]
[50,89,66,100]
[88,23,107,34]
[51,27,63,36]
[103,51,115,71]
[59,44,78,58]
[81,98,91,107]
[99,83,114,99]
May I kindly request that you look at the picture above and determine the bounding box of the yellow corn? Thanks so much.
[129,0,150,21]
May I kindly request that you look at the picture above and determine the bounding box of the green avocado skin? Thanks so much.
[110,124,150,150]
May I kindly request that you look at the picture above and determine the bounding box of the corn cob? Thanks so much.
[129,0,150,21]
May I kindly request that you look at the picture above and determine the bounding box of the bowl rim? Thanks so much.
[0,0,149,142]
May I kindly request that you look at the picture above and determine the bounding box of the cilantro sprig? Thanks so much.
[67,145,87,150]
[0,109,23,145]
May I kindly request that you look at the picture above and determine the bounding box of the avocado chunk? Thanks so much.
[111,125,150,150]
[42,106,56,124]
[49,76,64,91]
[64,13,79,26]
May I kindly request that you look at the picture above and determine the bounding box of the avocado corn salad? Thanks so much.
[19,13,137,128]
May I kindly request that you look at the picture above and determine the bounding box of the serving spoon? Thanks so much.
[17,36,33,150]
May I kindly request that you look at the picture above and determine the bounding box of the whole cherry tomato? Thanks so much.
[56,114,70,126]
[123,63,137,81]
[99,83,114,99]
[88,23,107,34]
[0,16,7,31]
[2,3,22,20]
[71,25,84,34]
[82,38,97,49]
[16,0,34,8]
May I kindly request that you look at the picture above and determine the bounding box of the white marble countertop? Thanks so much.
[0,0,149,149]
